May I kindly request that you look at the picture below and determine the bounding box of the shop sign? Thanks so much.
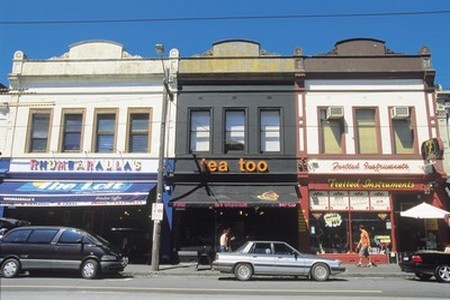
[323,213,342,227]
[310,191,329,210]
[349,191,370,210]
[421,138,444,162]
[310,191,390,211]
[11,159,147,173]
[29,159,142,172]
[328,179,415,189]
[329,191,349,210]
[308,159,427,175]
[201,158,268,173]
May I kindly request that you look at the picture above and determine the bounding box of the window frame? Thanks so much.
[26,109,53,153]
[188,108,212,153]
[59,108,85,153]
[389,106,418,155]
[353,107,381,155]
[259,108,282,153]
[224,108,247,154]
[318,107,345,155]
[126,108,152,153]
[92,108,118,153]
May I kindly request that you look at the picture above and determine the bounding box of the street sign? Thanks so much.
[151,203,164,221]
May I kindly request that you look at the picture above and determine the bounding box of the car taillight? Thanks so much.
[411,255,423,263]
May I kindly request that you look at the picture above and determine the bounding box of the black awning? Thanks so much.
[170,184,299,208]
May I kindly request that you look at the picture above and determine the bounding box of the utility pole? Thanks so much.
[151,43,172,271]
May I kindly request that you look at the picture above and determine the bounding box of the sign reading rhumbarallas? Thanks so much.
[9,159,158,173]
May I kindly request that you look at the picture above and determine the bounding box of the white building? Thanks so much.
[0,40,178,263]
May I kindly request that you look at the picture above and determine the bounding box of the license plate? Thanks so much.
[403,257,409,261]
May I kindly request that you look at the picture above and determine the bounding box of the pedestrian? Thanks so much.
[356,225,376,267]
[219,227,235,252]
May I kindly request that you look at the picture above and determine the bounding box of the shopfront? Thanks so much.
[302,159,446,264]
[0,158,158,263]
[169,157,300,255]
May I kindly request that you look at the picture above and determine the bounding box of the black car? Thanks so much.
[0,226,128,279]
[399,250,450,283]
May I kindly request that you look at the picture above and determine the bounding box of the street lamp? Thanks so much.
[151,43,173,271]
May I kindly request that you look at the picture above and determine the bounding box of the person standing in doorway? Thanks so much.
[219,228,235,252]
[356,225,376,267]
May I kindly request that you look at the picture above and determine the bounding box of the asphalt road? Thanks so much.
[0,273,448,299]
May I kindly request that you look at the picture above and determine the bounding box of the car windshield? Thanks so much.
[84,230,111,247]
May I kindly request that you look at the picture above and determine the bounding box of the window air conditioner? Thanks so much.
[326,106,344,119]
[391,106,409,119]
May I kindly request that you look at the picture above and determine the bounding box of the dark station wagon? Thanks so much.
[0,226,128,279]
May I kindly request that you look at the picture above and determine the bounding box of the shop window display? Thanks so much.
[309,211,392,254]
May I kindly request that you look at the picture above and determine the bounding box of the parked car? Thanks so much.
[399,250,450,283]
[0,226,128,279]
[213,240,345,281]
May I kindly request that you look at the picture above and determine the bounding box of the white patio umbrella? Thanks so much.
[400,202,450,219]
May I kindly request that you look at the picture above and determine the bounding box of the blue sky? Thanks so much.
[1,0,449,88]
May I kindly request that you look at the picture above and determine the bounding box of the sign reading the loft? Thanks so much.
[200,158,268,173]
[27,159,142,172]
[308,159,427,175]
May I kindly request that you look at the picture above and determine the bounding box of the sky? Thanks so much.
[1,0,450,89]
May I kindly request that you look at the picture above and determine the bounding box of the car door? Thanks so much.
[25,228,60,270]
[249,242,276,275]
[52,228,86,270]
[273,242,306,276]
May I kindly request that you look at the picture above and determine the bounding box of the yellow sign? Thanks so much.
[328,179,415,189]
[201,158,268,173]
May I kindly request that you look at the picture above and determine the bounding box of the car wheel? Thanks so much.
[415,273,432,281]
[435,264,450,283]
[1,258,21,278]
[311,263,330,281]
[81,259,99,279]
[234,263,253,281]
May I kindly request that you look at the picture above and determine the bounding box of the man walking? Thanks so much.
[356,225,375,267]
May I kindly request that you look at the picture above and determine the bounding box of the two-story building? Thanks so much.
[0,40,179,263]
[170,40,300,254]
[297,38,448,263]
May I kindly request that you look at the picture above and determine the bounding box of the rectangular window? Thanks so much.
[190,110,210,152]
[320,109,343,154]
[28,110,51,153]
[94,112,116,153]
[225,110,245,153]
[355,109,378,154]
[61,112,83,152]
[128,111,151,153]
[260,110,281,152]
[392,111,414,154]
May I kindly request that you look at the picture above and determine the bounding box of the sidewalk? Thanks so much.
[123,262,408,279]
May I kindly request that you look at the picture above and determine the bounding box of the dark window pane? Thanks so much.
[59,230,83,243]
[28,229,58,243]
[129,113,149,153]
[62,114,82,152]
[30,113,50,152]
[2,229,32,243]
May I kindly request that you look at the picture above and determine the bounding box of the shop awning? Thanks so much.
[170,184,299,208]
[0,180,156,207]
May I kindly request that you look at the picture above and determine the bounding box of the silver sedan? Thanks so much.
[213,240,345,281]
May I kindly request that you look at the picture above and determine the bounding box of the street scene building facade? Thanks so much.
[0,38,448,264]
[0,40,179,263]
[297,38,448,263]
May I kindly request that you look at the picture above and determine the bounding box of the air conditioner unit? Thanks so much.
[391,106,409,119]
[326,106,344,119]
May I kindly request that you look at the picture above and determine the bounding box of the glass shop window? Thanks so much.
[309,212,349,254]
[351,212,392,254]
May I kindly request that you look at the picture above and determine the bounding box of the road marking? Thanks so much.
[1,285,382,294]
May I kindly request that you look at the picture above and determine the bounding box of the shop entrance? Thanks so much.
[395,196,425,252]
[173,207,298,253]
